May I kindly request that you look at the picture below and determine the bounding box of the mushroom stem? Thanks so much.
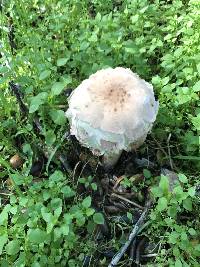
[102,151,122,169]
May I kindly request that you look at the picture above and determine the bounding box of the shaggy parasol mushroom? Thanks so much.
[65,67,159,169]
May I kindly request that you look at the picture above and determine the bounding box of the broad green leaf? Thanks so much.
[82,196,91,209]
[159,175,169,194]
[28,229,48,244]
[29,92,48,113]
[93,213,104,224]
[0,204,11,225]
[175,259,182,267]
[86,208,95,217]
[0,233,8,254]
[188,186,196,197]
[10,173,24,185]
[157,197,168,211]
[183,198,192,211]
[57,58,69,66]
[168,231,179,244]
[39,70,51,80]
[49,170,64,182]
[178,173,188,183]
[49,109,66,125]
[61,186,75,198]
[51,198,62,210]
[188,228,196,236]
[6,240,20,255]
[51,82,65,96]
[151,186,163,198]
[45,130,56,146]
[193,81,200,92]
[143,169,151,179]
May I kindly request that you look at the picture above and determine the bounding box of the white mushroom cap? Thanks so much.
[66,67,159,168]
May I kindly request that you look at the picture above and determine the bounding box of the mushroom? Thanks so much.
[65,67,159,169]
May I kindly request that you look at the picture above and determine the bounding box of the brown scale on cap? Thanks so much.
[90,81,131,113]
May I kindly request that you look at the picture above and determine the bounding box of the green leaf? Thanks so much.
[82,196,91,209]
[49,109,66,125]
[159,175,169,194]
[41,207,53,223]
[51,82,65,96]
[61,186,75,198]
[193,81,200,92]
[151,186,163,198]
[183,198,193,211]
[157,197,168,211]
[45,130,56,146]
[175,259,182,267]
[86,208,95,217]
[51,198,62,210]
[6,240,20,255]
[0,233,8,254]
[178,173,188,183]
[93,213,104,224]
[91,183,97,191]
[188,186,196,197]
[49,170,64,182]
[28,229,48,244]
[188,228,196,235]
[39,70,51,80]
[143,169,151,179]
[57,58,69,66]
[0,205,11,226]
[29,92,48,113]
[10,173,24,185]
[168,231,179,244]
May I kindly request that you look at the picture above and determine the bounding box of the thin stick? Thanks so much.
[108,200,152,267]
[111,193,144,210]
[141,253,158,258]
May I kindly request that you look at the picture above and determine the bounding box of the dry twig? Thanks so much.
[111,193,144,210]
[108,199,152,267]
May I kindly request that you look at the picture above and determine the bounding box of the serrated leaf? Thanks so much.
[51,82,65,96]
[6,240,20,255]
[93,213,104,224]
[39,70,51,80]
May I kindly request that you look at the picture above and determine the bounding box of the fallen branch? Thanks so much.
[108,199,152,267]
[111,193,144,210]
